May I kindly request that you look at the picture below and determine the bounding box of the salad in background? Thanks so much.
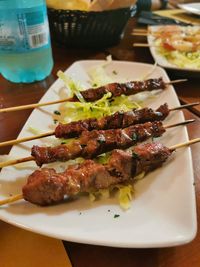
[148,25,200,70]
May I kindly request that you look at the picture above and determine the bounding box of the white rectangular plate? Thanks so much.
[147,25,200,74]
[0,61,197,248]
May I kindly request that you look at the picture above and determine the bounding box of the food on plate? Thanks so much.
[1,138,200,208]
[150,25,200,69]
[55,103,169,138]
[32,121,166,166]
[78,77,166,102]
[23,142,173,206]
[0,63,194,210]
[1,102,197,149]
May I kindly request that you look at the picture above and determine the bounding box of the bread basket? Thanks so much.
[47,5,137,48]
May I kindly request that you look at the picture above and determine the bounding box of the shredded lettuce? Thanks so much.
[138,61,158,81]
[88,183,134,210]
[117,184,134,210]
[89,188,110,203]
[89,192,96,202]
[88,55,113,87]
[28,126,42,135]
[88,172,146,210]
[96,153,111,164]
[134,172,145,181]
[60,93,140,123]
[57,70,85,102]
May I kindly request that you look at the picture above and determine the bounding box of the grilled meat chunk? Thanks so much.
[23,142,173,206]
[80,78,166,102]
[55,103,169,139]
[32,121,165,166]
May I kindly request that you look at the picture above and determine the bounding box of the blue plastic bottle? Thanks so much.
[0,0,53,83]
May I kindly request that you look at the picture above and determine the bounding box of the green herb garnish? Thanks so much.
[97,136,106,144]
[54,110,61,115]
[132,152,139,159]
[132,133,138,141]
[61,141,67,145]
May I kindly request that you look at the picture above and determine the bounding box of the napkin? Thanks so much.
[154,9,200,25]
[0,221,72,267]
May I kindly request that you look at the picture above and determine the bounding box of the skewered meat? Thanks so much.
[32,121,165,166]
[23,142,173,206]
[55,103,169,139]
[79,77,166,102]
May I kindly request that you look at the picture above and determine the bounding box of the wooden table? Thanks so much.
[0,18,200,267]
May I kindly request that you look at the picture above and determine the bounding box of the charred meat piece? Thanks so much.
[32,121,166,166]
[55,103,169,139]
[80,78,166,102]
[23,142,173,206]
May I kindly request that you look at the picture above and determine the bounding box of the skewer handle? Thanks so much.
[170,102,199,111]
[166,79,187,85]
[0,156,34,168]
[0,131,55,147]
[164,119,195,129]
[131,32,148,36]
[132,28,148,33]
[0,98,71,113]
[0,194,23,205]
[133,43,153,47]
[170,138,200,150]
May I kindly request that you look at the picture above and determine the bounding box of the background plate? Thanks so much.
[147,25,200,77]
[0,61,197,248]
[178,3,200,16]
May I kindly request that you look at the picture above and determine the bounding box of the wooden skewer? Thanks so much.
[131,32,148,36]
[164,119,195,129]
[132,29,184,35]
[165,79,187,85]
[0,120,194,169]
[133,43,156,48]
[132,28,147,33]
[170,138,200,150]
[0,80,187,114]
[170,102,199,111]
[0,131,55,147]
[0,194,23,205]
[0,97,72,113]
[0,156,34,168]
[0,102,196,148]
[131,31,180,37]
[0,137,200,206]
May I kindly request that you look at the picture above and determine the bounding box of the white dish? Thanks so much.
[147,25,200,74]
[0,61,197,248]
[178,3,200,16]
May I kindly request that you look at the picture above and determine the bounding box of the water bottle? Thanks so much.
[0,0,53,83]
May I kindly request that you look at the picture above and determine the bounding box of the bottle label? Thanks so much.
[0,5,50,53]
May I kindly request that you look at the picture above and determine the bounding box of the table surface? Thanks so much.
[0,18,200,267]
